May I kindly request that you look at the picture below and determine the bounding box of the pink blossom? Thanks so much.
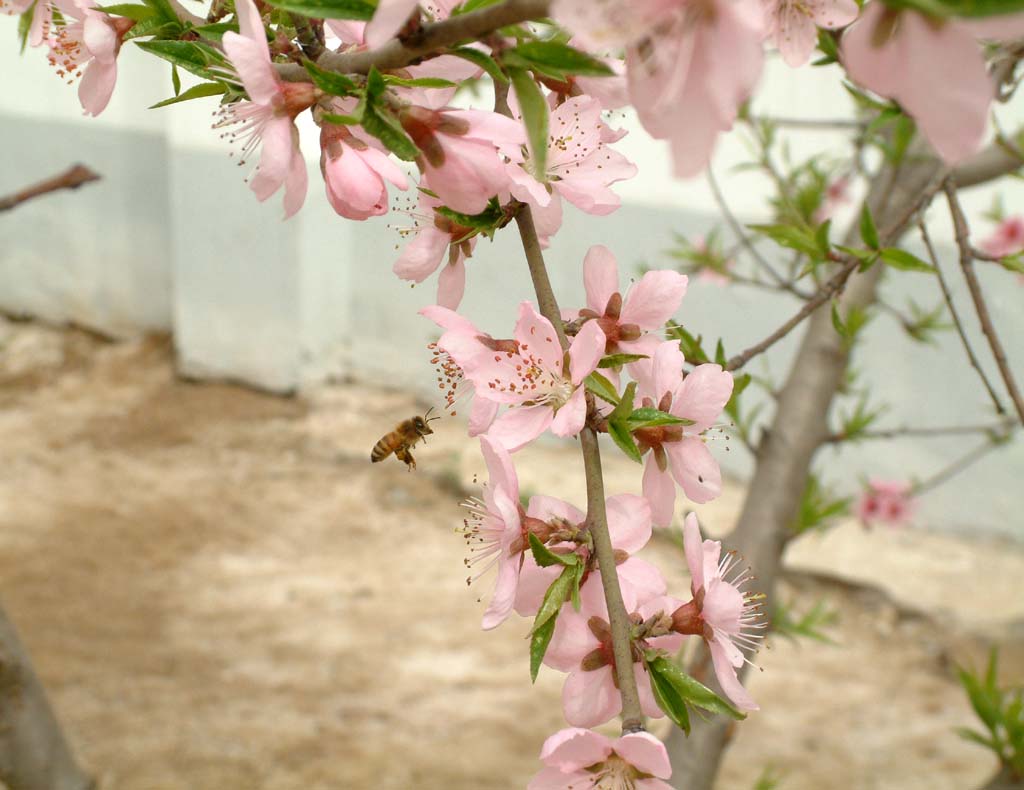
[4,0,54,48]
[671,512,763,711]
[394,192,479,309]
[508,96,638,242]
[364,0,458,48]
[218,0,316,218]
[626,0,765,178]
[320,115,408,220]
[813,175,851,223]
[573,245,688,360]
[765,0,858,67]
[514,493,664,618]
[855,478,916,527]
[46,0,135,116]
[468,302,606,452]
[841,5,1024,165]
[980,216,1024,259]
[552,0,678,51]
[529,728,673,790]
[400,106,525,215]
[632,341,733,525]
[544,573,681,727]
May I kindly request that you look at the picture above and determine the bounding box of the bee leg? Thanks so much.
[396,446,416,471]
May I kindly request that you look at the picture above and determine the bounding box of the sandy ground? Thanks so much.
[1,318,1022,790]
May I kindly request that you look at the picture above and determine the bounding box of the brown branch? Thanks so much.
[912,431,1013,495]
[919,219,1007,416]
[0,165,100,213]
[951,136,1024,188]
[825,419,1014,443]
[944,179,1024,426]
[275,0,551,81]
[290,13,325,60]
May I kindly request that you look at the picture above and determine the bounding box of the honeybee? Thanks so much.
[370,408,440,471]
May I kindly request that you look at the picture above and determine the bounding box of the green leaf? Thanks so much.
[141,0,179,23]
[714,338,726,368]
[381,75,457,89]
[648,658,691,734]
[666,323,709,364]
[749,223,822,258]
[584,371,619,406]
[814,218,832,258]
[448,46,508,83]
[97,3,157,20]
[529,615,556,682]
[508,66,548,179]
[625,408,694,430]
[123,16,183,39]
[304,59,359,96]
[135,40,227,80]
[598,353,647,369]
[148,80,227,108]
[171,63,181,96]
[191,21,239,41]
[504,41,613,79]
[880,248,934,272]
[264,0,376,19]
[435,199,505,230]
[528,532,579,568]
[456,0,502,12]
[608,419,642,463]
[999,253,1024,275]
[17,4,34,53]
[320,99,366,125]
[570,562,584,611]
[609,381,636,422]
[533,566,574,633]
[647,655,746,721]
[860,204,880,249]
[361,106,419,161]
[888,0,1024,18]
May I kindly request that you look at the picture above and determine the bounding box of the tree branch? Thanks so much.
[913,430,1014,495]
[825,419,1014,443]
[275,0,551,81]
[918,219,1007,416]
[0,165,100,213]
[944,179,1024,426]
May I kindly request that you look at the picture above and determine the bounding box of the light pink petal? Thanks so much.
[620,270,689,329]
[282,144,308,219]
[424,137,506,215]
[480,435,518,499]
[775,1,820,67]
[325,18,365,44]
[514,302,563,373]
[507,164,553,207]
[702,576,745,634]
[568,320,605,384]
[393,226,448,282]
[528,766,588,790]
[513,553,560,617]
[810,0,859,29]
[467,395,500,437]
[539,727,612,771]
[682,512,704,590]
[675,363,733,432]
[616,557,667,602]
[481,550,521,630]
[667,437,722,504]
[651,340,686,405]
[614,732,672,778]
[359,146,409,189]
[248,117,293,201]
[78,58,116,116]
[636,661,664,719]
[527,495,585,525]
[550,386,586,438]
[445,108,527,146]
[436,254,466,309]
[364,0,419,48]
[964,12,1024,39]
[643,455,677,528]
[562,666,621,727]
[709,638,759,711]
[530,193,564,246]
[233,0,270,51]
[583,245,619,315]
[222,33,278,106]
[82,13,116,62]
[605,493,652,554]
[486,404,554,453]
[28,2,52,47]
[419,303,476,333]
[545,602,601,672]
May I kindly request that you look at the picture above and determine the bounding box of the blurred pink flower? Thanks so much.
[5,0,54,48]
[219,0,316,217]
[980,215,1024,259]
[469,302,606,452]
[364,0,458,48]
[855,478,916,527]
[320,116,408,220]
[400,106,525,214]
[672,513,763,711]
[632,341,733,525]
[572,245,688,361]
[544,573,681,727]
[813,175,851,223]
[529,728,673,790]
[765,0,858,67]
[841,4,1024,164]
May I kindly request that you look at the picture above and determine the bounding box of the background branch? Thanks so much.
[0,165,100,213]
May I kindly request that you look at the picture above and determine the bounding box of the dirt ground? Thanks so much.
[1,318,1022,790]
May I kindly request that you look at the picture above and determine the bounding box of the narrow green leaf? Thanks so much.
[449,46,508,83]
[609,381,636,423]
[361,106,419,161]
[815,218,832,258]
[528,532,578,568]
[508,66,548,179]
[608,418,642,464]
[714,338,726,368]
[880,248,934,272]
[381,75,457,89]
[749,223,821,258]
[456,0,502,12]
[141,0,178,23]
[264,0,375,19]
[304,60,359,96]
[860,204,880,249]
[999,254,1024,274]
[530,615,556,682]
[17,5,34,53]
[598,352,647,368]
[171,63,181,96]
[831,300,846,338]
[192,21,238,40]
[320,99,366,125]
[135,40,225,80]
[648,659,691,734]
[625,408,694,430]
[570,562,584,611]
[648,655,746,721]
[148,80,227,108]
[435,199,505,230]
[533,567,574,633]
[505,41,613,78]
[97,3,156,20]
[584,371,619,406]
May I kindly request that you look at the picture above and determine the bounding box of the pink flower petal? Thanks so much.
[480,435,519,499]
[568,320,606,385]
[643,455,677,528]
[435,254,466,309]
[467,395,499,437]
[583,244,620,315]
[675,363,732,432]
[82,12,116,63]
[527,495,585,525]
[222,33,278,107]
[709,637,759,711]
[620,270,689,329]
[527,766,589,790]
[364,0,419,48]
[513,553,560,617]
[550,385,586,437]
[562,665,621,727]
[481,549,520,630]
[78,57,116,116]
[233,0,270,53]
[538,727,612,771]
[486,404,554,453]
[650,340,686,406]
[605,493,652,555]
[683,512,704,590]
[613,731,671,778]
[393,226,448,282]
[515,302,563,374]
[616,557,668,603]
[281,144,308,219]
[667,437,722,504]
[248,116,293,201]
